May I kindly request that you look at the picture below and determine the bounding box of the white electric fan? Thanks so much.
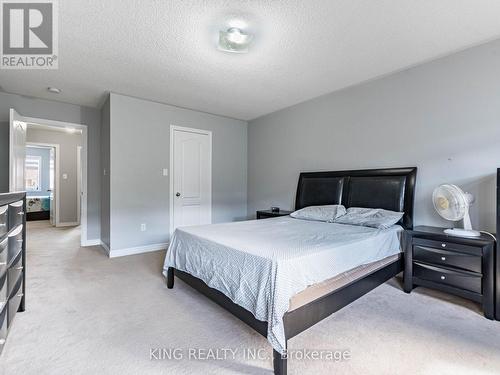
[432,184,481,237]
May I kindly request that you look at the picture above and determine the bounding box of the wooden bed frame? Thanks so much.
[26,211,50,221]
[167,167,417,375]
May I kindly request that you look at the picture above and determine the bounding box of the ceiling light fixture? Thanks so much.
[47,87,61,94]
[218,27,253,53]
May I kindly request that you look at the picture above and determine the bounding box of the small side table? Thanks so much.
[256,210,293,220]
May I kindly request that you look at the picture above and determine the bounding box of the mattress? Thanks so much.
[164,216,403,354]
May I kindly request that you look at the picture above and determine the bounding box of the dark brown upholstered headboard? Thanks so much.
[295,167,417,229]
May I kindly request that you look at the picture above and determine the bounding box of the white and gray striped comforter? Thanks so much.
[163,216,402,354]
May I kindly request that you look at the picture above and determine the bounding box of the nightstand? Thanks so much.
[256,210,293,219]
[403,226,496,320]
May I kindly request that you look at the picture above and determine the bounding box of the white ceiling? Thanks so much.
[2,0,500,121]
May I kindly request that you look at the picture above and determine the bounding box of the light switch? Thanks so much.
[162,168,168,177]
[62,173,68,180]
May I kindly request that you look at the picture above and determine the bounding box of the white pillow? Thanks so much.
[290,205,346,222]
[334,207,403,229]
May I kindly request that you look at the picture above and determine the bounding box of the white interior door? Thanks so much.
[171,127,212,232]
[49,147,55,225]
[9,109,27,192]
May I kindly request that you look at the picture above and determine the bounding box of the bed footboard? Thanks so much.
[166,258,402,375]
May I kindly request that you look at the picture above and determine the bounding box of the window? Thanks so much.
[25,155,42,191]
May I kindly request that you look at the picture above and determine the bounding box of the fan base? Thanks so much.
[444,228,481,238]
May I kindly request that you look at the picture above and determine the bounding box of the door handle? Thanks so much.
[175,192,181,197]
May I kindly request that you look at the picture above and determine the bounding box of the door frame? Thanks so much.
[77,146,82,225]
[169,125,212,236]
[22,115,89,247]
[26,142,60,226]
[9,109,27,192]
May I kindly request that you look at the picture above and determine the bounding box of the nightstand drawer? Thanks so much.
[413,262,482,294]
[413,245,481,273]
[413,238,481,256]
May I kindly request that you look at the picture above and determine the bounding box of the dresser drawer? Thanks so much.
[8,201,23,231]
[413,262,482,294]
[0,205,7,238]
[0,308,7,354]
[0,237,7,277]
[413,245,481,273]
[7,252,23,298]
[413,238,481,256]
[7,225,23,264]
[7,279,23,326]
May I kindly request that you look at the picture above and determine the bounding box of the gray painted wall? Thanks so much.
[0,91,101,240]
[27,128,82,223]
[100,96,110,248]
[108,93,247,251]
[25,146,50,197]
[0,122,8,193]
[248,39,500,232]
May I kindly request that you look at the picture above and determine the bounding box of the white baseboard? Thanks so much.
[81,239,101,247]
[57,221,79,227]
[108,242,168,258]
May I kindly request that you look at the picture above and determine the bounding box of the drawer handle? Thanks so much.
[17,212,24,216]
[16,293,23,298]
[441,243,446,248]
[15,266,23,270]
[0,262,6,266]
[440,275,446,280]
[441,256,446,261]
[0,339,5,345]
[0,224,6,227]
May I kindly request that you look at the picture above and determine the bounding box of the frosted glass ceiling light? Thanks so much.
[218,27,253,53]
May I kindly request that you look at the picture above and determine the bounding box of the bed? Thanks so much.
[164,167,417,375]
[26,196,51,221]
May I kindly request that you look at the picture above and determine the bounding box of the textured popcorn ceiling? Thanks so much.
[2,0,500,120]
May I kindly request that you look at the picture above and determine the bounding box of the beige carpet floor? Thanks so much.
[0,221,499,375]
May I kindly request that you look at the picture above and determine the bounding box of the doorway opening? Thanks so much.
[25,143,59,224]
[9,109,89,246]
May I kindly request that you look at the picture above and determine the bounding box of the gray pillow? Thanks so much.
[290,205,346,222]
[334,207,403,229]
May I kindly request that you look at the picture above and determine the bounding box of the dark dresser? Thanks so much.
[404,226,495,320]
[0,192,26,354]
